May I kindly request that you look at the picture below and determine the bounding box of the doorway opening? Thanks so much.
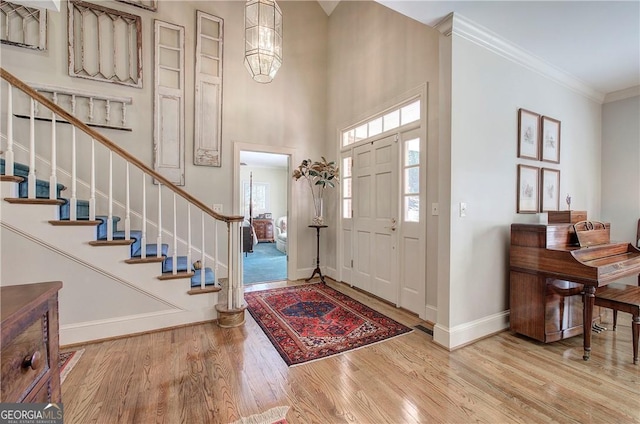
[239,150,289,284]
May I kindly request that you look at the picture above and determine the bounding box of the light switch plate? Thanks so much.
[212,204,223,213]
[460,202,467,217]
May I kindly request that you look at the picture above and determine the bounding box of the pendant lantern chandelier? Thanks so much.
[244,0,283,83]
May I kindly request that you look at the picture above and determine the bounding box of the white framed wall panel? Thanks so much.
[0,1,47,50]
[68,0,142,88]
[116,0,157,12]
[194,11,223,167]
[154,19,185,185]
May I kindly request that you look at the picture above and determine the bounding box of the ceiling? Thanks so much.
[319,1,640,97]
[240,151,288,169]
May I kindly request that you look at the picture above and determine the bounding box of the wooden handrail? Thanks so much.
[1,67,243,224]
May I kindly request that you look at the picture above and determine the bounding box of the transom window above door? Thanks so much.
[342,99,420,147]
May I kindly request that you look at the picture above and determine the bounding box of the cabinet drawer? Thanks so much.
[1,317,49,402]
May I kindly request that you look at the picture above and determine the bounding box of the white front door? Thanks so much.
[352,135,398,303]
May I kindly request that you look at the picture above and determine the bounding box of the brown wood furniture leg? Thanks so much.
[633,315,639,364]
[583,286,596,360]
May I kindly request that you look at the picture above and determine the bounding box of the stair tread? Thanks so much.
[89,239,135,246]
[187,286,222,295]
[1,175,24,183]
[158,271,195,281]
[4,197,65,205]
[125,256,165,264]
[49,220,101,226]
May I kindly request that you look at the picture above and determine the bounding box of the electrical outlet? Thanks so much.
[212,204,223,213]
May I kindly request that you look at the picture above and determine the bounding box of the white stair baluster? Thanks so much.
[107,151,113,241]
[172,193,177,275]
[70,96,77,220]
[5,83,14,176]
[49,93,57,200]
[227,222,232,310]
[201,212,205,289]
[187,204,192,274]
[28,99,36,199]
[157,184,162,258]
[89,138,96,221]
[214,218,219,284]
[141,174,147,259]
[125,163,130,240]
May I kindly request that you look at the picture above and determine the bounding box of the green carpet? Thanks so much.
[243,242,287,284]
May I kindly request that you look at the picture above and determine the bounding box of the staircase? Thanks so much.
[0,68,246,345]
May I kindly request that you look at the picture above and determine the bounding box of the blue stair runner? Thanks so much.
[190,267,215,287]
[3,159,216,287]
[1,158,66,198]
[162,256,192,273]
[0,158,29,178]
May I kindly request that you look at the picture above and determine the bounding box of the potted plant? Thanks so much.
[292,157,339,225]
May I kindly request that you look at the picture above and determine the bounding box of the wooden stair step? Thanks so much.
[157,271,195,281]
[125,257,165,264]
[4,198,65,205]
[89,239,135,246]
[187,286,222,295]
[1,175,24,183]
[49,220,102,226]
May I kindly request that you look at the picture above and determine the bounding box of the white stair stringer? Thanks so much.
[1,186,221,345]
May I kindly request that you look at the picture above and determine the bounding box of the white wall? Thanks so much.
[436,17,602,348]
[1,228,170,325]
[239,166,288,222]
[601,94,640,243]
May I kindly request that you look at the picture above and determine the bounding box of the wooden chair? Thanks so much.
[594,283,640,364]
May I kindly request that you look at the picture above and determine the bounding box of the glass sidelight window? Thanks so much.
[403,137,420,222]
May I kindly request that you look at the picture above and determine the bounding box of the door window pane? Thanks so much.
[342,157,352,177]
[404,195,419,222]
[343,198,352,218]
[368,117,382,137]
[383,110,399,132]
[401,100,420,125]
[405,138,419,166]
[405,167,419,194]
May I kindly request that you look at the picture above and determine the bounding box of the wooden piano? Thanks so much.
[510,211,640,360]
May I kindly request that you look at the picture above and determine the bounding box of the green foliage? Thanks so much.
[292,157,340,215]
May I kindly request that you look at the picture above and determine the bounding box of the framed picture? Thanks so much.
[518,108,540,160]
[541,116,561,163]
[264,213,272,219]
[517,165,539,213]
[540,168,560,212]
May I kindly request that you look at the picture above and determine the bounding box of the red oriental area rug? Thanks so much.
[245,283,412,366]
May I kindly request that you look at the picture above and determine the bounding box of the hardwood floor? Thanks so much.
[61,280,640,424]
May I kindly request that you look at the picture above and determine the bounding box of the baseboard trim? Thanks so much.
[433,310,510,350]
[60,307,217,346]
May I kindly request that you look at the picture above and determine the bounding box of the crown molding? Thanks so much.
[435,13,605,104]
[604,85,640,103]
